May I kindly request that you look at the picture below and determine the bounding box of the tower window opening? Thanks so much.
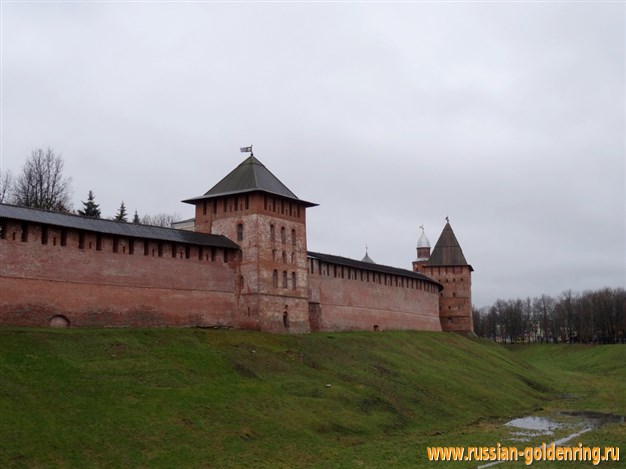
[281,227,286,244]
[291,272,296,290]
[41,226,48,245]
[20,223,28,242]
[237,223,244,241]
[282,271,287,288]
[273,270,278,287]
[282,251,287,263]
[270,224,275,242]
[283,311,289,328]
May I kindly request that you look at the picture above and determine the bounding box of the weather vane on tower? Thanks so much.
[240,145,254,157]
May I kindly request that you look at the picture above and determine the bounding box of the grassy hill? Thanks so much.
[1,328,623,468]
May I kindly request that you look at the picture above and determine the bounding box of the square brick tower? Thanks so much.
[183,155,317,333]
[413,222,474,333]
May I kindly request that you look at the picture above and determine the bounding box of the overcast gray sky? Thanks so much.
[1,1,624,308]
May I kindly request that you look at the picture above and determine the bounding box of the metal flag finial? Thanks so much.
[240,145,253,156]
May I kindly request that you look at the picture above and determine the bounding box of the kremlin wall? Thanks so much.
[0,155,474,334]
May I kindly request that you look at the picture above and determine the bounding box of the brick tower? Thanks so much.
[183,154,317,333]
[413,222,474,333]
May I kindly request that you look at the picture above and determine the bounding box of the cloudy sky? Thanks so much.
[1,1,624,308]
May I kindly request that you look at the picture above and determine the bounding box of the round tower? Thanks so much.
[412,225,430,271]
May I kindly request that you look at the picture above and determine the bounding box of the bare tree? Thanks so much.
[13,148,73,212]
[140,213,182,228]
[0,169,13,203]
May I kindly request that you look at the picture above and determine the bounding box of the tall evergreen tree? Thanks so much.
[132,210,140,224]
[78,190,101,218]
[114,201,128,222]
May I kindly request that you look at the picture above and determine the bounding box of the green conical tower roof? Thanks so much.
[183,155,316,206]
[428,222,473,270]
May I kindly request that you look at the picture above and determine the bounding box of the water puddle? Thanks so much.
[477,411,624,468]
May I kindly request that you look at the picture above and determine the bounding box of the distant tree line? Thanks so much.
[473,288,626,344]
[1,148,181,228]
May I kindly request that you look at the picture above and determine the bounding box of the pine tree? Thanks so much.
[114,201,128,222]
[78,190,101,218]
[132,210,140,224]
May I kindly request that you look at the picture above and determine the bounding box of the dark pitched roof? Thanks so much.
[308,251,442,288]
[182,155,317,207]
[0,204,239,249]
[428,222,473,270]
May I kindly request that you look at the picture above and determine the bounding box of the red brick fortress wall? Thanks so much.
[0,220,238,327]
[308,259,442,332]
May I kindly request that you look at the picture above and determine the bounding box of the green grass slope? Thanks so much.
[0,328,621,468]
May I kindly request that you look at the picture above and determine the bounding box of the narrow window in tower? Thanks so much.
[113,237,119,253]
[41,226,48,245]
[129,239,134,255]
[237,223,244,241]
[20,223,28,242]
[234,196,238,211]
[291,272,296,290]
[282,251,287,263]
[283,311,289,328]
[270,224,275,242]
[282,271,287,288]
[291,253,295,264]
[291,229,296,247]
[144,240,149,256]
[281,227,286,243]
[60,229,67,247]
[211,247,216,261]
[171,242,177,258]
[273,270,278,287]
[223,249,228,263]
[185,245,190,259]
[272,249,276,261]
[158,242,163,257]
[223,198,228,212]
[245,195,249,210]
[79,232,85,250]
[96,234,102,251]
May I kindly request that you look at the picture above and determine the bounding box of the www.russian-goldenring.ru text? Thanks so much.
[427,442,619,465]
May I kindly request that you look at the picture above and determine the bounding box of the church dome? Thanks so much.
[417,230,430,248]
[361,248,375,264]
